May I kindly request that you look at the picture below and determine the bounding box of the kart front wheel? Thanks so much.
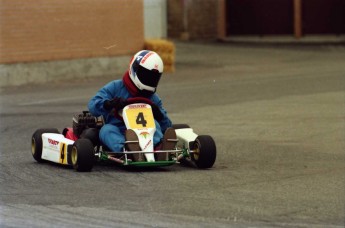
[70,139,94,172]
[31,128,60,162]
[191,135,216,169]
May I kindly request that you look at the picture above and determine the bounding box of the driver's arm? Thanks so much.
[152,95,172,133]
[88,81,117,117]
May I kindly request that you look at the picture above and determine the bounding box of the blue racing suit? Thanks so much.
[88,79,172,152]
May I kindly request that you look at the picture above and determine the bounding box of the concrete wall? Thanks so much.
[144,0,167,39]
[0,56,130,87]
[0,0,144,87]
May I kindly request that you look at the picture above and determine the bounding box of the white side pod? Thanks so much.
[41,133,75,165]
[175,128,198,150]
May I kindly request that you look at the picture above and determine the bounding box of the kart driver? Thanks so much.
[88,50,177,161]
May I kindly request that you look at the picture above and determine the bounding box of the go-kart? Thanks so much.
[31,98,217,172]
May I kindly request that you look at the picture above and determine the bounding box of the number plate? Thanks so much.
[124,105,155,129]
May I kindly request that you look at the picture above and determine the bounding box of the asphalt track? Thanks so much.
[0,42,344,227]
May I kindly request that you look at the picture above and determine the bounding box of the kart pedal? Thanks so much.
[157,127,177,161]
[125,129,143,162]
[162,128,178,150]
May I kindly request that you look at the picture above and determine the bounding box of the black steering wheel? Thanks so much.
[115,97,163,121]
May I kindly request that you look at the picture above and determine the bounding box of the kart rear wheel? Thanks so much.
[31,128,60,162]
[191,135,216,169]
[70,139,94,172]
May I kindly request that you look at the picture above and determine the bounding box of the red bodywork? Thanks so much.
[63,128,78,141]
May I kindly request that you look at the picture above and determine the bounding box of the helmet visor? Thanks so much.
[136,66,162,89]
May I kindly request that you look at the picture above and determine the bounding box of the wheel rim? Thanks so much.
[71,146,78,165]
[193,142,200,160]
[31,138,36,155]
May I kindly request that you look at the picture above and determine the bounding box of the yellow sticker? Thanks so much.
[125,106,155,129]
[59,143,68,165]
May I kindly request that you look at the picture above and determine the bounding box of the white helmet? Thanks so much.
[129,50,164,96]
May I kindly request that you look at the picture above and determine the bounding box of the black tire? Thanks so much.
[172,124,190,129]
[191,135,216,169]
[69,139,94,172]
[31,128,60,162]
[79,128,100,147]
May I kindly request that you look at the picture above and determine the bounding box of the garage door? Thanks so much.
[227,0,293,35]
[302,0,345,34]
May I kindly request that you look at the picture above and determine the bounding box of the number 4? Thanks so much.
[136,112,147,127]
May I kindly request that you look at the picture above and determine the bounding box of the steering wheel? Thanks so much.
[126,97,154,106]
[115,97,163,121]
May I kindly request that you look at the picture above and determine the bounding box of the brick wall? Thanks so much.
[0,0,144,64]
[167,0,218,40]
[187,0,218,39]
[167,0,184,38]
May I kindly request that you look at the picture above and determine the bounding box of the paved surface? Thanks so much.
[0,41,344,227]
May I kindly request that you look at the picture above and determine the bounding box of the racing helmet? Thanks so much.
[129,50,164,97]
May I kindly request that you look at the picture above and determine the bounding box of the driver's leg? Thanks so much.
[99,124,125,152]
[155,121,177,161]
[153,120,164,146]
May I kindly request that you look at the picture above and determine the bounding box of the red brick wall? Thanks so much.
[0,0,144,64]
[187,0,218,39]
[168,0,218,40]
[167,0,184,38]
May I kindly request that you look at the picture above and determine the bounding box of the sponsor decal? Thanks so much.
[128,104,147,109]
[140,52,154,64]
[140,132,149,139]
[143,139,152,151]
[44,138,60,152]
[154,64,159,70]
[48,138,59,146]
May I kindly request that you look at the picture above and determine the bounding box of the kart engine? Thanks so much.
[73,111,103,137]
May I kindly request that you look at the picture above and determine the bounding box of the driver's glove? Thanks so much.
[103,97,127,111]
[150,103,164,121]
